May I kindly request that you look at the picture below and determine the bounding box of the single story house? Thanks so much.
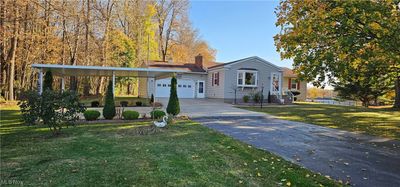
[138,55,307,103]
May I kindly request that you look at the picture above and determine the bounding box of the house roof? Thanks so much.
[144,60,221,73]
[207,56,283,70]
[281,67,297,78]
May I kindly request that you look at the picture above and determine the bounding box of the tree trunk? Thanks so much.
[0,0,6,88]
[8,2,19,100]
[394,76,400,109]
[127,82,131,95]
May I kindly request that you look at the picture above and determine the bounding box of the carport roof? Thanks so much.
[31,64,188,78]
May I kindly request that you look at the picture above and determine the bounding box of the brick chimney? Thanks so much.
[195,54,203,69]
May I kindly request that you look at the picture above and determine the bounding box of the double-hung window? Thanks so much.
[290,78,298,90]
[237,70,257,87]
[212,72,219,86]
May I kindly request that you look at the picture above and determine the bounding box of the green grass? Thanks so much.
[241,102,400,140]
[0,106,339,186]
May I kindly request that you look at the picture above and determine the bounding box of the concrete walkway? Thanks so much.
[164,99,400,186]
[158,98,265,117]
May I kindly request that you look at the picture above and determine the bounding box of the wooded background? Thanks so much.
[1,0,216,100]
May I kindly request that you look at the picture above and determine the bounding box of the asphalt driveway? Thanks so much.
[160,99,400,186]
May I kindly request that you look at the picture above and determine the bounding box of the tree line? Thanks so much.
[0,0,216,101]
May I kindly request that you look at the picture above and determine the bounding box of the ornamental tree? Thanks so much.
[166,76,180,116]
[103,80,116,119]
[275,0,400,108]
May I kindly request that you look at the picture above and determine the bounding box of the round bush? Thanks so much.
[91,101,100,107]
[84,110,101,121]
[122,110,140,120]
[120,101,128,107]
[150,110,166,119]
[136,101,143,106]
[243,95,250,103]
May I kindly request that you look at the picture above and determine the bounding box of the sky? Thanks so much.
[189,0,293,68]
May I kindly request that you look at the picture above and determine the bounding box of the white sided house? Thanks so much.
[139,55,307,103]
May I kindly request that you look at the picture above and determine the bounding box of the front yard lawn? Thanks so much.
[241,102,400,140]
[0,106,338,186]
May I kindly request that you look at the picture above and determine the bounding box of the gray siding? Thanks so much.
[206,68,225,98]
[222,58,282,101]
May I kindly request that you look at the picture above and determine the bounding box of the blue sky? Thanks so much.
[189,0,293,68]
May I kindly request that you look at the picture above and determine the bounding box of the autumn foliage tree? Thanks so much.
[275,0,400,108]
[1,0,216,100]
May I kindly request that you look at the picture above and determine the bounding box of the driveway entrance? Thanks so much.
[158,98,400,187]
[157,98,264,117]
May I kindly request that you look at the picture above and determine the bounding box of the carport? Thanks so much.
[31,64,188,96]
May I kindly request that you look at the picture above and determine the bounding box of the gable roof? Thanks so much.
[143,60,221,73]
[208,56,283,71]
[281,67,297,78]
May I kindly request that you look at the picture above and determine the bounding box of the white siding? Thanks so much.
[139,73,206,98]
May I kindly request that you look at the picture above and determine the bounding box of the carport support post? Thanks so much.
[152,77,156,121]
[112,71,115,98]
[38,68,43,95]
[61,76,65,93]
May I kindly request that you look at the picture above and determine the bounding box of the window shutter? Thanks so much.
[216,72,219,85]
[212,73,214,86]
[297,81,300,90]
[288,78,291,89]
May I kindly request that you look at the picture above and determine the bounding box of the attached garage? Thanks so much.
[155,78,195,98]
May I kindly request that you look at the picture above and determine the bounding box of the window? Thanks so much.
[198,82,204,93]
[162,84,166,87]
[290,78,298,90]
[188,85,191,88]
[237,71,257,87]
[178,84,182,88]
[168,84,171,87]
[212,72,219,86]
[183,85,187,88]
[157,84,161,87]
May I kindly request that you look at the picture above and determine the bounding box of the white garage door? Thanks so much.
[155,78,195,98]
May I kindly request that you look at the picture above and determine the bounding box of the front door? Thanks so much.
[270,72,281,95]
[197,81,205,98]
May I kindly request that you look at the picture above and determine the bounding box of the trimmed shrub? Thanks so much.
[120,101,128,107]
[84,110,101,121]
[150,110,166,119]
[253,92,262,103]
[122,110,140,120]
[91,101,100,107]
[43,71,53,91]
[243,95,250,103]
[103,80,116,120]
[135,101,143,106]
[19,90,85,135]
[166,76,180,116]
